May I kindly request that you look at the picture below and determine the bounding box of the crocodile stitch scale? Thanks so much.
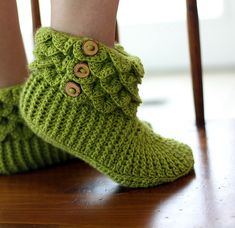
[20,27,194,187]
[0,85,73,175]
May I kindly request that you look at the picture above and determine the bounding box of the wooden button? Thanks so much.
[74,63,90,78]
[82,40,98,56]
[65,82,81,97]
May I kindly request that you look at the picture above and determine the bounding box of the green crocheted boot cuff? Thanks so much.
[0,84,74,175]
[20,27,194,187]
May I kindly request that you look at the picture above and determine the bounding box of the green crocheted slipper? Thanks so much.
[20,27,194,187]
[0,84,74,175]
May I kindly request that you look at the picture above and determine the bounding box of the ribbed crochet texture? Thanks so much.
[20,27,194,187]
[0,84,73,175]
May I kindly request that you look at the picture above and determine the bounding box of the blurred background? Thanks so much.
[16,0,235,135]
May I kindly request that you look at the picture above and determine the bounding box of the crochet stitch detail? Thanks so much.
[0,85,73,175]
[29,27,144,117]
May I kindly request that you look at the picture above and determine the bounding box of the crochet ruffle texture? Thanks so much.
[29,27,144,118]
[20,28,194,187]
[0,86,34,143]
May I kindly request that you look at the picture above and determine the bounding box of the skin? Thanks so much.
[51,0,119,47]
[0,0,28,88]
[0,0,119,88]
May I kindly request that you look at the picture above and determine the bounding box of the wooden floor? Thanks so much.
[0,118,235,228]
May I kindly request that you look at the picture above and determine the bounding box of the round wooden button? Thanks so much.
[74,63,90,78]
[82,40,98,56]
[65,82,81,97]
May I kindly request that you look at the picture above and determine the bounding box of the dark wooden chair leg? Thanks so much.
[115,21,119,43]
[186,0,205,127]
[31,0,41,37]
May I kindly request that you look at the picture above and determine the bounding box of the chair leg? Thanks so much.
[115,21,119,43]
[186,0,205,127]
[31,0,41,37]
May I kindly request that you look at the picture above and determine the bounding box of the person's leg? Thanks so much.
[0,0,28,88]
[0,0,74,175]
[51,0,119,47]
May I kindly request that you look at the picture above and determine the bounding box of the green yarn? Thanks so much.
[0,84,73,175]
[29,28,143,118]
[20,27,194,187]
